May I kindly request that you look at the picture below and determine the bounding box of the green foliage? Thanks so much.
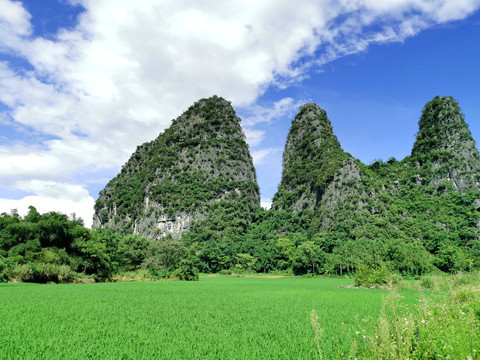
[11,263,76,283]
[434,245,467,273]
[94,96,260,236]
[170,258,199,281]
[234,253,257,273]
[0,207,91,282]
[0,207,203,283]
[142,238,186,274]
[354,264,391,288]
[0,256,15,282]
[291,241,326,275]
[116,234,150,271]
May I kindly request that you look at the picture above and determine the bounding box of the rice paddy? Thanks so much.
[0,277,419,359]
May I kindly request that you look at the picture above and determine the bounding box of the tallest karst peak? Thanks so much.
[93,95,260,239]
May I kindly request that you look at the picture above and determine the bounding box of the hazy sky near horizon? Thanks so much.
[1,0,480,226]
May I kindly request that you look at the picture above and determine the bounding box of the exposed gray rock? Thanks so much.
[93,96,260,239]
[411,96,480,192]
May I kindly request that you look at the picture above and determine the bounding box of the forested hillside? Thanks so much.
[94,96,260,240]
[1,96,479,283]
[262,96,480,276]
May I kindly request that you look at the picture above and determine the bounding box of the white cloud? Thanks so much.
[242,97,306,149]
[261,198,272,210]
[13,180,89,201]
[251,147,282,165]
[244,129,265,148]
[0,180,95,227]
[242,97,306,127]
[0,0,479,223]
[0,0,31,46]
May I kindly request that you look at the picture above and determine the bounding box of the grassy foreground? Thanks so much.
[0,277,418,359]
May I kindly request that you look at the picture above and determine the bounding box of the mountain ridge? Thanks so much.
[94,95,480,275]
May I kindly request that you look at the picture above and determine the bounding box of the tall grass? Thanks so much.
[311,309,324,359]
[356,272,480,359]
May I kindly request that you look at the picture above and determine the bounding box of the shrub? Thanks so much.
[354,264,391,287]
[0,256,16,282]
[13,263,34,282]
[12,263,76,283]
[171,259,199,281]
[354,273,480,359]
[420,276,435,289]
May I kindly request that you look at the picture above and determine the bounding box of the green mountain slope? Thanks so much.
[94,95,480,275]
[94,96,260,239]
[267,96,480,274]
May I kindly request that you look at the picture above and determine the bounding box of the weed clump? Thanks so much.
[355,273,480,359]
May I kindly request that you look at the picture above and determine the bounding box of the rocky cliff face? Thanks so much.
[272,103,353,212]
[411,96,480,191]
[272,96,480,244]
[94,94,480,261]
[93,96,260,239]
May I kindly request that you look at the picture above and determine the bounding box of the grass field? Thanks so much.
[0,277,419,359]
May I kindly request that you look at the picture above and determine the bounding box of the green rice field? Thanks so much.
[0,277,419,359]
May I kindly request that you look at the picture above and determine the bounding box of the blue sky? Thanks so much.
[0,0,479,225]
[251,11,480,205]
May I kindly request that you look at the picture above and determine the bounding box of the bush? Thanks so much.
[111,269,152,282]
[354,264,391,287]
[171,259,199,281]
[434,246,467,273]
[420,276,435,289]
[0,256,16,282]
[13,263,34,282]
[360,279,480,359]
[12,263,76,283]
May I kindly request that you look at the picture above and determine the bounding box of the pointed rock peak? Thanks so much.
[412,96,476,157]
[286,103,341,156]
[292,103,334,134]
[420,96,463,126]
[93,95,259,238]
[411,96,480,191]
[188,95,234,114]
[172,95,240,129]
[272,103,349,211]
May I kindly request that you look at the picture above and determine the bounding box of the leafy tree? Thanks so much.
[292,241,326,275]
[235,253,257,273]
[142,238,187,273]
[117,234,150,271]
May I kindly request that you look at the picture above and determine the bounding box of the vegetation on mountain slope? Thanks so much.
[1,96,479,283]
[94,95,259,239]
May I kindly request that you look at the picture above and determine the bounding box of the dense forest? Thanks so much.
[1,96,479,283]
[0,207,198,282]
